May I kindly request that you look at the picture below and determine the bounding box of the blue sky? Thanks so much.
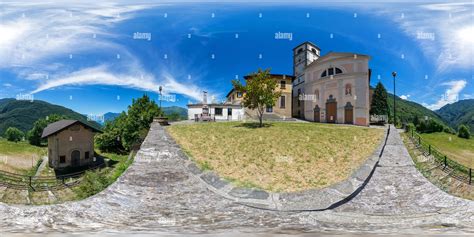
[0,1,472,116]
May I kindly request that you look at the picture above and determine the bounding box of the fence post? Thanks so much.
[429,145,431,156]
[470,169,472,185]
[444,155,447,167]
[418,136,421,145]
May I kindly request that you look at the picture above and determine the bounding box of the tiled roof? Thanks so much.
[41,119,101,138]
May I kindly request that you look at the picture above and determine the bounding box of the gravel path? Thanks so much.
[0,123,472,235]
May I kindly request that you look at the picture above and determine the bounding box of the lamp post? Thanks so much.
[392,71,397,126]
[159,85,162,109]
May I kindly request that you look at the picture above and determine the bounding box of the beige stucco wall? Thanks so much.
[47,124,95,169]
[228,75,294,119]
[302,53,370,126]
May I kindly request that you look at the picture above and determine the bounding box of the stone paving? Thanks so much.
[0,122,472,235]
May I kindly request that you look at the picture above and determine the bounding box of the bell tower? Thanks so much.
[292,41,320,118]
[293,41,320,83]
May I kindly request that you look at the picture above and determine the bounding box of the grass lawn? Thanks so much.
[419,132,473,168]
[0,138,46,174]
[166,122,384,192]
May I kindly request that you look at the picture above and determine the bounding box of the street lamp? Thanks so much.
[392,71,397,126]
[159,85,162,109]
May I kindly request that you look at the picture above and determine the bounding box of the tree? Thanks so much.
[4,127,24,142]
[370,82,389,118]
[232,68,281,127]
[27,114,66,146]
[95,94,162,153]
[96,112,127,153]
[458,124,470,139]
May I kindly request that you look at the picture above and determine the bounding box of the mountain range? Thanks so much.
[0,97,471,136]
[102,106,187,123]
[437,99,474,132]
[0,98,101,135]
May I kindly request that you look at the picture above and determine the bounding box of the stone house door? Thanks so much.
[345,102,354,124]
[326,96,337,123]
[71,150,80,167]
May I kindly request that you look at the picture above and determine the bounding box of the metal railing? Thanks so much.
[407,127,472,185]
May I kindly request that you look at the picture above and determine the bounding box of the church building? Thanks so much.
[293,42,371,126]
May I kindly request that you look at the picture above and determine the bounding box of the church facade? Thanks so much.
[187,41,371,126]
[293,42,371,126]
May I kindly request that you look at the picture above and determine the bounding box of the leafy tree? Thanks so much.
[370,82,389,117]
[4,127,24,142]
[96,112,127,153]
[232,68,281,127]
[27,114,66,146]
[95,95,161,153]
[458,124,470,139]
[416,118,445,133]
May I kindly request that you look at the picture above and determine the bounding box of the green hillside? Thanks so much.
[436,99,474,132]
[0,98,101,135]
[162,106,187,120]
[386,94,448,127]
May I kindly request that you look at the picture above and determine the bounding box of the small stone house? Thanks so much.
[41,120,101,169]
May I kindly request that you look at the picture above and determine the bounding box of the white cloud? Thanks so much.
[31,65,204,101]
[424,80,467,110]
[400,94,410,100]
[1,2,209,101]
[401,2,474,72]
[0,4,145,67]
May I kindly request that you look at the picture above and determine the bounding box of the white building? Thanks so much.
[187,91,244,121]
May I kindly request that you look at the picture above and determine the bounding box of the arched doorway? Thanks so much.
[345,102,354,124]
[314,105,320,122]
[326,95,337,123]
[71,150,80,167]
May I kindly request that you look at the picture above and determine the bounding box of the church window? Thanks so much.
[311,48,317,54]
[335,67,343,74]
[328,68,334,76]
[297,48,303,54]
[321,70,327,78]
[215,108,223,116]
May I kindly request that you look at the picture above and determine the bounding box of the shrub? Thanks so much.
[75,170,110,199]
[405,123,415,133]
[443,126,456,134]
[416,119,444,133]
[458,125,470,139]
[4,127,24,142]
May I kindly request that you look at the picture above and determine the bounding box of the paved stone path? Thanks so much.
[0,123,472,235]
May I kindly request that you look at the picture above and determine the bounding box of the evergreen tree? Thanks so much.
[370,82,389,117]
